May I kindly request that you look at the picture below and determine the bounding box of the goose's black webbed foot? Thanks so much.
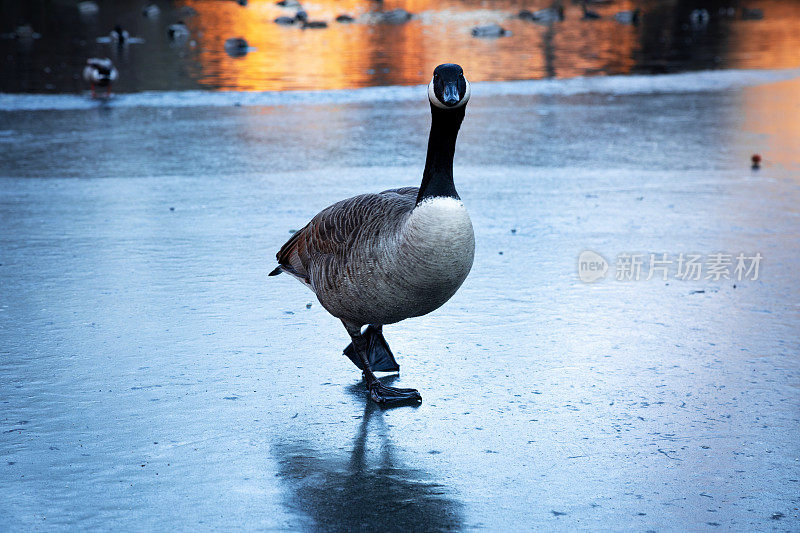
[367,379,422,405]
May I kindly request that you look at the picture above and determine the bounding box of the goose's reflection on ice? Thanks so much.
[272,378,464,531]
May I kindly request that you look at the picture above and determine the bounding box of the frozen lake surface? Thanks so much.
[1,71,799,530]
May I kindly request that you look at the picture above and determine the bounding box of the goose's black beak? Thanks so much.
[443,83,460,106]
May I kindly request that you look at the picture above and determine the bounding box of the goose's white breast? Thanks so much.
[404,197,474,255]
[398,196,475,300]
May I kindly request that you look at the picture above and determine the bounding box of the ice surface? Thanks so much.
[1,68,799,112]
[1,75,799,530]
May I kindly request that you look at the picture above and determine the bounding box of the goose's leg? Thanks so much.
[343,324,400,372]
[368,325,401,371]
[343,321,421,405]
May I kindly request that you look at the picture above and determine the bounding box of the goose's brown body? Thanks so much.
[276,187,475,326]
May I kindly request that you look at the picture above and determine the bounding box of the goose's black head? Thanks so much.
[428,63,470,110]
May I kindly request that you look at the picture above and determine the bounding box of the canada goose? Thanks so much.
[371,8,413,24]
[277,8,325,28]
[77,1,99,15]
[98,26,144,46]
[614,9,640,25]
[519,6,564,23]
[83,57,118,97]
[270,64,474,404]
[142,4,160,17]
[471,24,509,38]
[11,24,41,40]
[224,37,249,57]
[167,21,190,40]
[178,6,198,17]
[741,7,763,20]
[110,25,129,44]
[690,8,709,29]
[581,2,601,20]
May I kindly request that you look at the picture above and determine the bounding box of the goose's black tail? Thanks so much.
[268,266,282,276]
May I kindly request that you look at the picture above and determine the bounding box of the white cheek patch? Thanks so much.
[461,79,471,106]
[428,80,448,109]
[428,79,471,109]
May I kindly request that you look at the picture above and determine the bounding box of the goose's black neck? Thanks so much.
[416,104,465,205]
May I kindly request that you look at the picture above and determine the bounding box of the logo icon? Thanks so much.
[578,250,608,283]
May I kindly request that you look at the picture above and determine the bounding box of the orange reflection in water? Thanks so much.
[727,0,800,70]
[178,0,644,91]
[178,0,800,92]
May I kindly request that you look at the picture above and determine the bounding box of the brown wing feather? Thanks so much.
[274,187,418,288]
